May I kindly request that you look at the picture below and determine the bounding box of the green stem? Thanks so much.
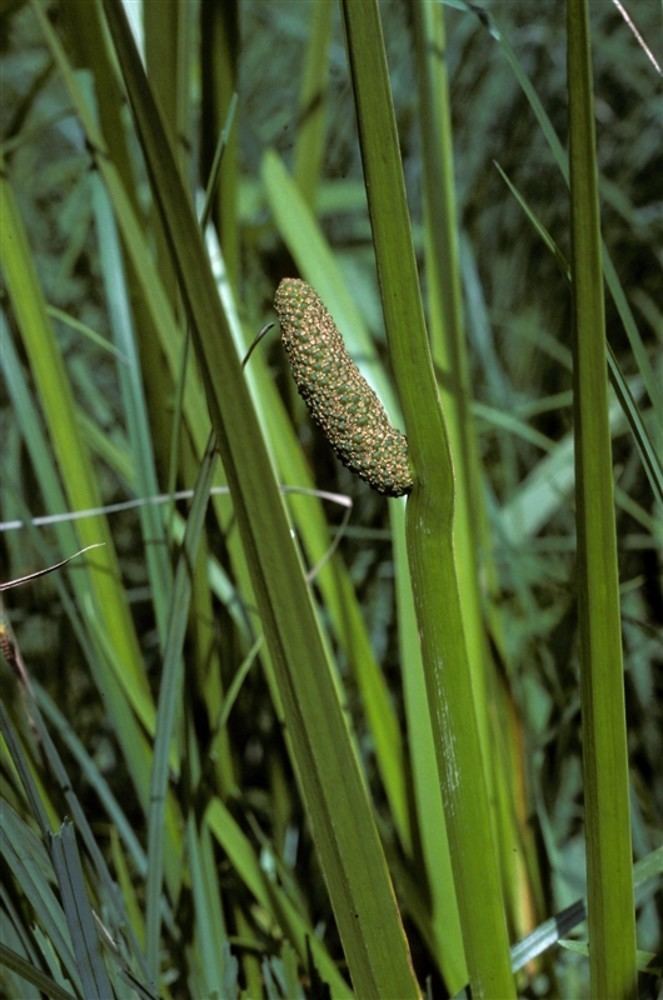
[101,2,419,995]
[341,3,515,996]
[567,1,637,996]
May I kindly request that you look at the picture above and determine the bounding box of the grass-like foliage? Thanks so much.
[1,1,661,998]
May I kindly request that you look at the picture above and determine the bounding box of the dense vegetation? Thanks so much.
[1,1,661,998]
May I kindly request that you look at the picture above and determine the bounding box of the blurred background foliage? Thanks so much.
[1,1,661,997]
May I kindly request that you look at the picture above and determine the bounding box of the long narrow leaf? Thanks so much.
[50,822,113,1000]
[145,435,215,984]
[0,155,153,734]
[341,3,515,996]
[205,799,351,999]
[100,1,419,995]
[567,2,637,995]
[0,943,76,1000]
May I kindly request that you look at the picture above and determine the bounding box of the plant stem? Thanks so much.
[567,1,637,996]
[341,2,515,996]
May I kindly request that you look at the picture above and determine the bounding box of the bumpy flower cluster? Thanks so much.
[274,278,413,498]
